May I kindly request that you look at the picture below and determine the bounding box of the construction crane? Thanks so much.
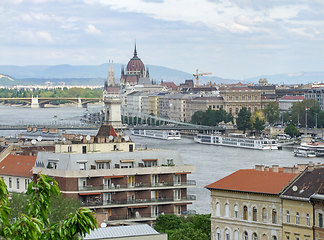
[193,69,212,87]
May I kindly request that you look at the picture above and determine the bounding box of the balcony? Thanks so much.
[80,195,196,208]
[78,180,196,192]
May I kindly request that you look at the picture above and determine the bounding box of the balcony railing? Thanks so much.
[80,195,196,207]
[78,180,196,191]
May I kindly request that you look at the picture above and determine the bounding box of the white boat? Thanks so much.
[132,129,181,140]
[300,142,324,157]
[194,133,279,150]
[294,146,316,158]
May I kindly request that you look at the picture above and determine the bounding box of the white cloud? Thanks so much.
[85,24,102,35]
[36,31,54,43]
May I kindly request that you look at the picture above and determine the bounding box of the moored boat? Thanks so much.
[132,129,181,140]
[194,133,279,150]
[294,146,316,158]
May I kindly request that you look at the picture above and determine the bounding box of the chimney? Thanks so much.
[265,166,270,172]
[297,164,307,172]
[272,165,279,172]
[255,165,265,171]
[283,167,293,173]
[308,161,314,171]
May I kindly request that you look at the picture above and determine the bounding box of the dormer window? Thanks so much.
[143,159,157,167]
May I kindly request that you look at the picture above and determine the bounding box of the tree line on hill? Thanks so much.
[191,99,324,137]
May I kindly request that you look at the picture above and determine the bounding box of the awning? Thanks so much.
[120,159,134,163]
[77,160,88,163]
[127,205,148,209]
[79,192,101,196]
[95,160,111,163]
[142,159,157,162]
[175,172,191,175]
[104,175,124,179]
[175,203,192,206]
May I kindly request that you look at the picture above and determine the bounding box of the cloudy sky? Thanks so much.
[1,0,323,79]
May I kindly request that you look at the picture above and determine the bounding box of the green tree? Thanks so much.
[169,227,208,240]
[0,174,97,239]
[253,116,265,135]
[284,124,301,138]
[263,101,280,124]
[236,107,252,133]
[191,111,204,125]
[290,99,320,127]
[154,214,183,234]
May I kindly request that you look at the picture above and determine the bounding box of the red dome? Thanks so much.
[126,44,145,73]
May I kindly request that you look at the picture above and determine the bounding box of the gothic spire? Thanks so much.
[134,42,137,57]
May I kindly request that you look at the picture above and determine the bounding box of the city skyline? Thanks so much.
[1,0,323,80]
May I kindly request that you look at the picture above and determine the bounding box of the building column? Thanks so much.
[31,95,39,108]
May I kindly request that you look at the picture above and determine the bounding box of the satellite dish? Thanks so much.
[62,138,66,142]
[100,222,107,228]
[292,186,298,192]
[86,135,91,141]
[37,136,42,142]
[109,135,114,140]
[125,136,129,141]
[31,139,37,145]
[80,136,83,140]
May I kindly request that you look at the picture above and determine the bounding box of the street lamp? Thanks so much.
[315,113,318,129]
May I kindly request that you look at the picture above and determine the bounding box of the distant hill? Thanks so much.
[0,64,322,86]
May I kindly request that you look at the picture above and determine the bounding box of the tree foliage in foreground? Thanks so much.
[191,108,233,126]
[0,174,97,239]
[284,124,301,138]
[236,107,252,133]
[154,214,211,240]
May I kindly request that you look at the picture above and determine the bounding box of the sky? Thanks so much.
[0,0,324,79]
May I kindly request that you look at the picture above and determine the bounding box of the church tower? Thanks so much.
[106,60,116,86]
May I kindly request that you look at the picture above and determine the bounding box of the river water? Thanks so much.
[0,105,315,214]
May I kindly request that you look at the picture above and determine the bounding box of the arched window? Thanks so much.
[262,208,267,222]
[234,230,239,240]
[217,228,221,240]
[216,203,221,217]
[225,229,230,240]
[234,205,239,218]
[253,233,258,240]
[296,212,300,225]
[243,206,248,220]
[272,209,277,224]
[273,236,277,240]
[286,211,290,223]
[253,207,257,221]
[306,213,310,226]
[262,234,267,240]
[244,232,248,240]
[225,203,230,217]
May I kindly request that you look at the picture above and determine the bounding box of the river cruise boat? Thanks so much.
[300,142,324,157]
[294,146,316,158]
[194,133,279,150]
[132,129,181,140]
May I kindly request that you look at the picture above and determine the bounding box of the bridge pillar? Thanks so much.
[78,98,82,108]
[31,96,39,108]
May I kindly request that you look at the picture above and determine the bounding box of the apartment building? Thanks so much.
[305,88,324,111]
[188,96,224,122]
[33,124,196,226]
[205,164,304,240]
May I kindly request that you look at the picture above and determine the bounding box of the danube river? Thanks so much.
[0,105,315,214]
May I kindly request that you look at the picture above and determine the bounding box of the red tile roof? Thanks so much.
[280,95,304,100]
[0,154,36,178]
[205,169,297,194]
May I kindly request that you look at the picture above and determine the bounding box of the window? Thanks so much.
[174,189,181,200]
[306,213,310,226]
[177,205,181,215]
[253,207,257,221]
[167,158,174,165]
[151,206,158,217]
[216,203,221,217]
[235,108,239,114]
[127,176,135,188]
[17,178,19,189]
[25,179,30,189]
[243,206,248,220]
[217,228,221,240]
[254,96,258,100]
[68,146,72,152]
[244,232,248,240]
[262,208,267,222]
[296,212,300,225]
[286,236,290,240]
[103,178,111,189]
[248,107,251,112]
[225,203,230,217]
[229,96,232,100]
[9,178,11,188]
[229,108,232,114]
[248,96,252,100]
[82,146,86,154]
[253,233,258,240]
[242,96,245,100]
[225,229,230,240]
[235,96,239,101]
[144,160,157,167]
[152,175,158,186]
[273,236,277,240]
[272,209,277,224]
[286,211,290,223]
[79,163,86,170]
[255,107,258,112]
[234,205,238,218]
[234,230,239,240]
[97,163,104,169]
[174,175,181,185]
[319,213,323,228]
